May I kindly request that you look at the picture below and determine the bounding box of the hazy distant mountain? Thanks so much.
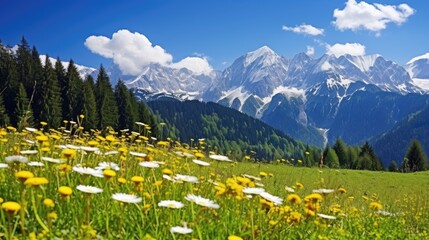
[39,55,97,79]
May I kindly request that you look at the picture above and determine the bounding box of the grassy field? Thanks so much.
[1,125,429,239]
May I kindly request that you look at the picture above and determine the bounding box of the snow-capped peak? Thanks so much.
[407,53,429,65]
[345,54,381,72]
[39,55,97,79]
[244,46,280,67]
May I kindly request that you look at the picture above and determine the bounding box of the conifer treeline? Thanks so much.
[0,38,157,133]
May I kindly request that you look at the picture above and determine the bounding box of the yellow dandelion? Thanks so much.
[338,187,347,194]
[118,147,127,154]
[61,149,76,159]
[58,186,73,197]
[15,170,34,181]
[105,135,116,142]
[286,194,302,205]
[48,211,58,221]
[36,135,49,142]
[228,236,243,240]
[369,202,383,211]
[289,211,302,223]
[24,177,49,186]
[259,171,268,178]
[88,140,99,147]
[153,180,163,187]
[305,193,323,202]
[131,176,144,184]
[43,198,55,208]
[40,121,48,126]
[103,169,116,179]
[162,168,173,175]
[118,177,127,184]
[2,201,21,215]
[195,152,205,159]
[295,182,304,190]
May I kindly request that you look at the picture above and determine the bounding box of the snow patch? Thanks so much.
[244,46,279,67]
[347,54,380,72]
[320,61,332,71]
[412,78,429,91]
[407,53,429,65]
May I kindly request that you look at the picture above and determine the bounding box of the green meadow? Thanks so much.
[1,126,429,239]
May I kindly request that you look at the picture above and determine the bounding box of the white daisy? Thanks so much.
[377,210,395,216]
[5,155,28,163]
[182,152,195,158]
[0,163,8,168]
[80,146,99,153]
[163,174,175,182]
[77,185,103,194]
[255,182,265,187]
[285,186,295,193]
[209,154,232,162]
[170,226,193,234]
[139,161,160,168]
[192,159,210,166]
[27,161,44,167]
[185,194,219,209]
[259,192,283,206]
[152,161,166,165]
[41,157,64,164]
[95,162,120,171]
[104,151,119,156]
[242,187,266,195]
[174,174,199,183]
[174,151,184,157]
[25,140,35,145]
[242,174,261,181]
[135,121,145,126]
[112,193,142,203]
[158,200,185,209]
[20,150,38,155]
[73,165,99,176]
[25,127,37,133]
[129,151,147,158]
[65,144,80,150]
[317,213,337,220]
[312,189,335,194]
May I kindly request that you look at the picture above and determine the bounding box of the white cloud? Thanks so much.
[326,43,366,57]
[85,29,213,76]
[306,46,315,56]
[282,24,324,36]
[171,57,213,75]
[333,0,415,34]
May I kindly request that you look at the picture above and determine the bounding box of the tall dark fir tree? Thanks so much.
[115,80,136,131]
[95,65,118,129]
[82,75,98,130]
[404,140,428,172]
[30,46,45,123]
[39,56,62,128]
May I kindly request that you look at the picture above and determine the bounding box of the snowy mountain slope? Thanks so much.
[39,55,96,79]
[406,53,429,91]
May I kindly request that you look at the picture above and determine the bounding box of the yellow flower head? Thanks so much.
[131,176,144,184]
[288,211,302,223]
[118,177,127,184]
[162,168,173,175]
[259,171,268,178]
[48,211,58,221]
[338,187,347,194]
[36,135,49,142]
[40,121,48,126]
[88,140,99,147]
[228,236,243,240]
[58,186,73,197]
[2,201,21,215]
[103,169,116,179]
[295,182,304,190]
[105,135,116,142]
[15,170,34,181]
[287,194,302,205]
[195,152,205,159]
[43,198,55,208]
[369,202,383,211]
[305,193,323,202]
[61,149,76,159]
[24,177,49,186]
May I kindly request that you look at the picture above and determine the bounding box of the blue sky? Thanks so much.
[1,0,428,73]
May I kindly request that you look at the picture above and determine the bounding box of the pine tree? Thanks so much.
[0,95,9,126]
[55,58,67,121]
[404,140,428,172]
[65,60,84,121]
[82,75,97,130]
[359,142,383,171]
[324,147,340,168]
[115,80,136,131]
[30,46,45,123]
[16,37,33,97]
[388,160,399,172]
[95,65,118,129]
[333,138,349,168]
[1,43,19,125]
[39,56,62,128]
[15,83,33,129]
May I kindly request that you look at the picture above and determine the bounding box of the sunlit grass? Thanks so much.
[0,123,429,239]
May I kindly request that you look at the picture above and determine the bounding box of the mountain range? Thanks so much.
[59,46,429,164]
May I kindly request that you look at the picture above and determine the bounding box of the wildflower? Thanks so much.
[73,165,100,176]
[370,202,383,211]
[259,192,283,206]
[195,152,205,159]
[43,198,55,208]
[103,150,118,156]
[228,236,243,240]
[87,140,99,147]
[139,162,160,168]
[305,193,323,202]
[15,170,34,181]
[112,193,142,203]
[192,159,210,166]
[209,154,232,162]
[259,171,268,178]
[313,188,335,194]
[242,187,266,195]
[158,200,185,209]
[285,186,295,193]
[80,146,99,153]
[77,185,103,194]
[163,174,175,182]
[174,174,199,183]
[153,180,163,187]
[287,194,302,205]
[170,226,193,234]
[24,177,49,186]
[48,211,58,221]
[58,186,73,197]
[20,150,38,155]
[5,155,29,163]
[162,168,173,175]
[131,176,144,184]
[2,201,21,215]
[288,211,302,223]
[377,210,395,216]
[185,194,219,209]
[103,169,116,179]
[118,177,127,184]
[95,162,120,171]
[338,187,347,194]
[0,163,7,168]
[25,127,37,133]
[27,161,45,167]
[317,213,337,220]
[295,182,304,189]
[242,174,261,181]
[62,149,76,159]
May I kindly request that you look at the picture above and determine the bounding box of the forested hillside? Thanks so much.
[0,38,157,133]
[148,99,309,161]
